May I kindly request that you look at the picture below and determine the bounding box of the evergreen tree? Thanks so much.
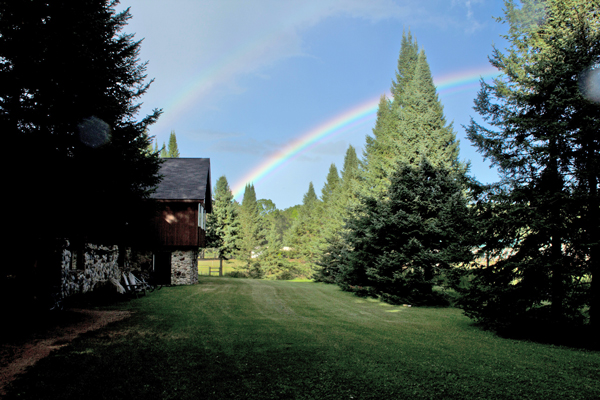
[316,145,361,283]
[160,141,168,158]
[146,134,154,153]
[458,0,600,332]
[338,160,474,305]
[259,218,299,280]
[274,205,301,242]
[148,138,159,154]
[321,164,340,205]
[391,30,420,109]
[311,164,341,273]
[167,130,180,158]
[360,31,462,198]
[238,184,263,275]
[205,176,239,259]
[1,0,162,243]
[336,33,467,298]
[286,182,322,276]
[302,182,319,214]
[395,50,461,169]
[341,144,360,185]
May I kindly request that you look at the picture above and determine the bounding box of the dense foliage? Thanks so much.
[337,160,474,305]
[206,176,240,259]
[457,0,600,332]
[319,31,472,304]
[1,0,162,243]
[238,184,263,275]
[166,130,180,158]
[206,2,600,337]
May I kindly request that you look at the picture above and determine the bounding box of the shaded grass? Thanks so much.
[4,278,600,400]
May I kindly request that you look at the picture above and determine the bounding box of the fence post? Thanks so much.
[219,258,223,277]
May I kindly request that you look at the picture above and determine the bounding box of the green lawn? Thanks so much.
[5,278,599,399]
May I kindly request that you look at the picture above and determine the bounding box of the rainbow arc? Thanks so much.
[230,66,499,199]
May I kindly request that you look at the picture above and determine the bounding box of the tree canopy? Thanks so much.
[459,0,600,333]
[1,0,162,243]
[206,176,239,259]
[166,130,180,158]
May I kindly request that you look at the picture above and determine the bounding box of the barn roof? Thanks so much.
[151,158,212,212]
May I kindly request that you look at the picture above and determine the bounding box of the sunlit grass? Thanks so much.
[197,258,244,275]
[4,278,599,400]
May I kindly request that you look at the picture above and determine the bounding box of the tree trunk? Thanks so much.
[587,171,599,333]
[548,139,565,323]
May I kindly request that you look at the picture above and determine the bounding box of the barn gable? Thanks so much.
[149,158,212,285]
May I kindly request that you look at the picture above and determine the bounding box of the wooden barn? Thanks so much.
[150,158,212,285]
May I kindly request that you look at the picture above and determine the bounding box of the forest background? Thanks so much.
[202,0,600,337]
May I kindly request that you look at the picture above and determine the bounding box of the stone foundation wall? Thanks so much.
[60,241,122,298]
[59,242,198,298]
[171,249,198,285]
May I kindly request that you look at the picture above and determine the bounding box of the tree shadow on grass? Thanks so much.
[494,322,600,351]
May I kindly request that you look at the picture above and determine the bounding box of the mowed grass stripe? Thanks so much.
[4,278,599,400]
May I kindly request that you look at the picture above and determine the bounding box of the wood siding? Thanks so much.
[152,201,205,248]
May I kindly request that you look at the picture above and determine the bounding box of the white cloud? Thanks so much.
[451,0,485,33]
[121,0,411,114]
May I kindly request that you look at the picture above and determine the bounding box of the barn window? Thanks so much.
[198,203,206,230]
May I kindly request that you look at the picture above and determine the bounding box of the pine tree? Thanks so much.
[260,219,299,280]
[360,31,462,198]
[341,145,360,185]
[1,0,162,243]
[302,182,319,213]
[337,32,467,298]
[160,142,168,158]
[238,184,263,275]
[167,130,180,158]
[395,50,461,170]
[321,164,340,205]
[205,176,239,259]
[316,145,361,283]
[286,182,322,276]
[338,159,474,305]
[459,0,600,332]
[391,30,419,109]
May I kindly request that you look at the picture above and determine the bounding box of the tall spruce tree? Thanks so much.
[310,164,341,270]
[286,182,321,276]
[316,145,360,283]
[167,130,180,158]
[338,159,474,305]
[395,50,461,169]
[337,33,469,300]
[160,142,168,158]
[1,0,162,243]
[205,176,239,259]
[238,184,263,275]
[321,164,340,205]
[459,0,600,332]
[360,31,462,198]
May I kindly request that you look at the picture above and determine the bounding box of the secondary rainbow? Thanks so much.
[230,66,499,199]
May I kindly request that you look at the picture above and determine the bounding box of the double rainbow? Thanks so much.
[230,66,499,199]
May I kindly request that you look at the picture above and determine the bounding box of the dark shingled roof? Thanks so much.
[151,158,212,212]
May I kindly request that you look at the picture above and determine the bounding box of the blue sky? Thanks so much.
[118,0,509,209]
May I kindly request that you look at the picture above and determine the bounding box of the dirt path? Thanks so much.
[0,308,131,396]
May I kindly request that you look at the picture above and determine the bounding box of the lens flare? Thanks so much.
[78,116,111,148]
